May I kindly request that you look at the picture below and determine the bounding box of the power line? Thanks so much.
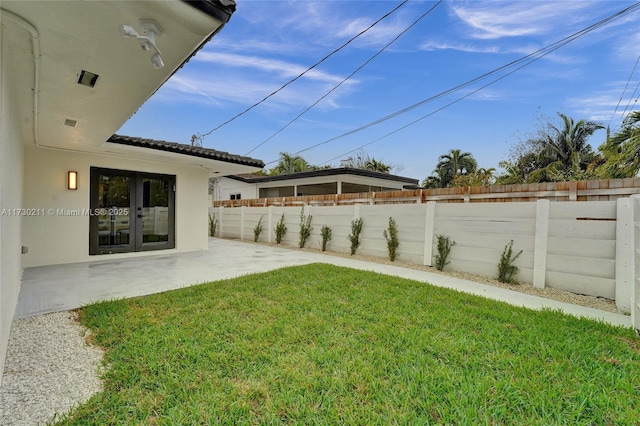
[244,0,443,156]
[609,54,640,127]
[322,5,640,166]
[197,0,408,142]
[617,70,640,128]
[263,1,640,167]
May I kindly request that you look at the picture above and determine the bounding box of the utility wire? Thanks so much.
[197,0,408,142]
[322,6,640,166]
[322,47,577,166]
[263,1,640,167]
[244,0,443,156]
[609,54,640,127]
[617,72,640,128]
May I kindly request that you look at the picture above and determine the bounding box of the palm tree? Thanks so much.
[536,113,603,176]
[450,167,496,187]
[434,149,477,187]
[364,158,391,173]
[598,111,640,178]
[340,150,393,174]
[269,152,311,176]
[495,160,524,185]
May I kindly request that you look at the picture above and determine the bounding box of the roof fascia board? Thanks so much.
[227,168,417,185]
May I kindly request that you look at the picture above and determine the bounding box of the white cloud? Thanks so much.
[450,1,594,39]
[194,51,351,85]
[419,40,500,53]
[158,69,357,112]
[566,84,640,124]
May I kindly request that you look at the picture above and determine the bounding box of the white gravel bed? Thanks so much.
[0,311,103,425]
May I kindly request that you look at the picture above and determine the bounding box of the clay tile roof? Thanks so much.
[107,134,264,168]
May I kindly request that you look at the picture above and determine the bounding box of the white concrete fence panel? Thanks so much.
[210,198,640,314]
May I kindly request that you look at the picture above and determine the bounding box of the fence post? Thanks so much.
[240,206,246,241]
[569,181,577,201]
[464,186,470,203]
[268,206,273,243]
[218,205,223,237]
[533,199,550,288]
[423,201,436,266]
[632,195,640,333]
[616,198,633,313]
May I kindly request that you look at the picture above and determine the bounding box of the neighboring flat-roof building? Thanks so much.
[211,168,419,201]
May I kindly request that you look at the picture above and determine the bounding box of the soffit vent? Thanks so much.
[77,70,99,88]
[64,118,78,127]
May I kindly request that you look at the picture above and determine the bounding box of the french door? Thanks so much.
[89,167,175,255]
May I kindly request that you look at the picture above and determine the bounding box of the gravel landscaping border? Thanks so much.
[0,311,103,426]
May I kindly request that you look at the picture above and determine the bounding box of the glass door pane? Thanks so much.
[138,176,173,248]
[97,174,131,249]
[91,168,174,255]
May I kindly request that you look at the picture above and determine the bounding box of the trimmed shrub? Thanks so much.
[299,208,313,248]
[383,217,400,261]
[320,225,332,252]
[434,234,455,271]
[275,213,287,244]
[497,240,523,284]
[348,218,364,255]
[253,216,263,242]
[208,214,217,237]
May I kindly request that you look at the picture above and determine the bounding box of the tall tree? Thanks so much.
[451,167,496,187]
[504,113,603,183]
[597,111,640,179]
[427,149,477,188]
[538,113,603,171]
[340,149,397,174]
[269,152,312,176]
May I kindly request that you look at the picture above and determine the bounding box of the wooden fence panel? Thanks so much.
[215,178,640,207]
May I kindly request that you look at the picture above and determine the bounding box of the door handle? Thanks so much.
[137,214,144,218]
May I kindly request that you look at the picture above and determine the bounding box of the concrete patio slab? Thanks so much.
[16,238,632,328]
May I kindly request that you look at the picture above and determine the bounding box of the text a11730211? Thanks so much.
[0,208,129,217]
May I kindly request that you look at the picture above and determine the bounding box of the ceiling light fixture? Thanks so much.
[119,19,165,69]
[77,70,99,88]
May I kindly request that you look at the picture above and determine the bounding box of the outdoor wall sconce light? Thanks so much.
[119,19,165,69]
[68,171,78,190]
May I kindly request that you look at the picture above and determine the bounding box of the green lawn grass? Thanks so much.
[61,264,639,425]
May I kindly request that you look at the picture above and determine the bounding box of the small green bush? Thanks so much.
[275,214,287,244]
[434,234,455,271]
[383,217,400,261]
[320,225,332,252]
[299,208,313,248]
[208,214,217,237]
[253,216,263,242]
[497,240,523,284]
[348,218,364,255]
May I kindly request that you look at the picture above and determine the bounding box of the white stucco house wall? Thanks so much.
[211,168,419,201]
[0,0,263,383]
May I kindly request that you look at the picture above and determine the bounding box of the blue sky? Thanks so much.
[119,0,640,181]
